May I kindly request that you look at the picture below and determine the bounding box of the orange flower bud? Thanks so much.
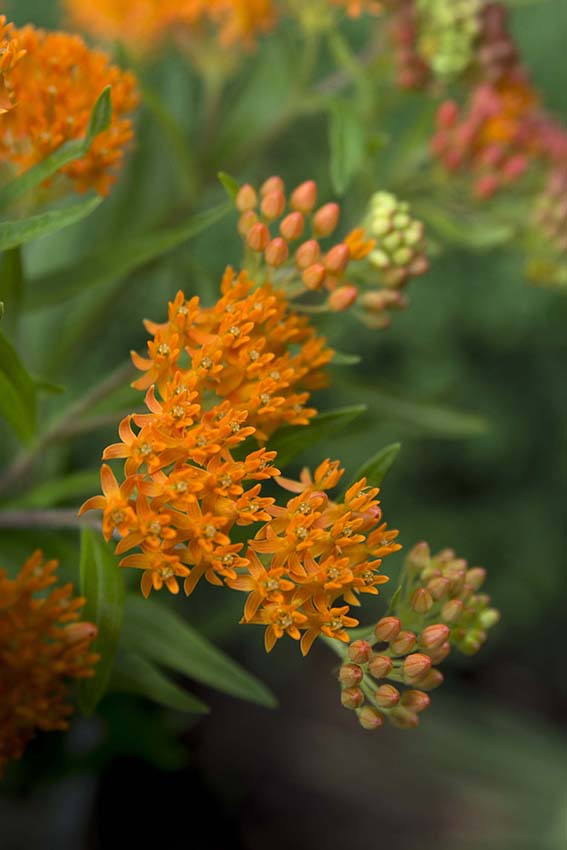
[374,616,401,643]
[406,541,431,571]
[339,663,363,687]
[466,567,486,591]
[411,587,433,613]
[313,202,340,237]
[441,598,464,623]
[265,237,289,267]
[290,180,317,213]
[368,654,393,679]
[280,211,304,241]
[426,641,451,665]
[419,623,450,650]
[348,639,372,664]
[400,689,431,713]
[357,705,385,730]
[403,652,432,681]
[427,576,450,600]
[261,175,285,196]
[261,190,286,221]
[341,686,364,710]
[64,622,98,643]
[389,706,420,728]
[247,222,271,252]
[328,285,358,312]
[360,290,390,312]
[325,243,350,275]
[236,183,258,212]
[390,630,417,656]
[375,683,400,708]
[416,669,444,691]
[238,210,258,236]
[295,239,320,269]
[302,263,326,290]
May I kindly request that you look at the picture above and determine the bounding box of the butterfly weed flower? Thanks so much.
[0,552,98,773]
[334,541,499,730]
[0,23,138,196]
[80,269,333,598]
[0,16,26,115]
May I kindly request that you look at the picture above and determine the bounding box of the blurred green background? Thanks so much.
[1,1,566,848]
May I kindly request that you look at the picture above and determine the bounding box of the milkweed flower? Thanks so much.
[0,16,25,114]
[80,268,333,598]
[0,23,138,195]
[0,552,98,773]
[335,541,499,730]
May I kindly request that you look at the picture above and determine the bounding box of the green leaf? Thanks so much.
[331,350,361,366]
[416,201,514,251]
[368,387,488,438]
[0,196,102,252]
[268,404,367,467]
[121,594,277,708]
[218,171,240,201]
[12,469,101,509]
[25,202,231,310]
[0,329,37,444]
[328,100,365,195]
[0,87,112,211]
[78,527,125,715]
[344,442,401,495]
[112,651,209,714]
[0,247,24,326]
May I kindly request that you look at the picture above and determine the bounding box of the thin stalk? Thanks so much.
[0,509,100,530]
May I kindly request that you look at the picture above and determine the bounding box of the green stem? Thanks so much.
[0,509,101,530]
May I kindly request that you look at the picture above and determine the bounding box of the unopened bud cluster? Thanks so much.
[416,0,483,81]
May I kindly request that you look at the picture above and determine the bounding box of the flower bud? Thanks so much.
[400,689,431,713]
[403,652,432,681]
[236,184,258,212]
[411,587,433,613]
[341,686,364,710]
[325,243,350,275]
[357,705,385,730]
[290,180,317,213]
[406,541,431,572]
[374,616,401,643]
[441,598,464,623]
[328,285,358,312]
[426,641,451,665]
[261,190,286,221]
[437,100,459,130]
[375,683,401,708]
[302,263,326,290]
[261,176,284,196]
[247,222,270,252]
[238,210,258,236]
[367,654,393,679]
[348,639,372,664]
[313,203,340,237]
[419,623,450,650]
[280,211,304,241]
[479,608,500,629]
[466,568,486,591]
[338,663,363,688]
[417,669,444,691]
[389,706,419,729]
[295,239,320,269]
[390,630,417,656]
[427,576,450,600]
[265,237,289,267]
[461,629,487,655]
[63,622,98,643]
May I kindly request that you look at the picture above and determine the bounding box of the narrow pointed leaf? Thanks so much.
[112,651,209,714]
[343,442,401,496]
[12,470,101,509]
[0,330,37,443]
[77,527,125,714]
[0,196,102,252]
[268,404,367,467]
[218,171,240,201]
[121,594,277,708]
[328,100,365,195]
[331,350,361,366]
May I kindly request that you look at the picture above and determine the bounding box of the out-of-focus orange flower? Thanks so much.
[0,23,138,195]
[331,0,383,17]
[0,16,26,114]
[0,552,98,773]
[66,0,276,52]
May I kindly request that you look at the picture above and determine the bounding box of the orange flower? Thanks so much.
[0,552,98,773]
[0,23,138,195]
[0,16,25,114]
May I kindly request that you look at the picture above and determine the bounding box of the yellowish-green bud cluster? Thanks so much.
[417,0,484,80]
[365,191,428,288]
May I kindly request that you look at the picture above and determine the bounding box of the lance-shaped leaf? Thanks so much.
[0,330,37,444]
[112,651,209,714]
[25,201,231,310]
[0,87,112,211]
[268,404,367,467]
[328,100,365,195]
[0,195,102,252]
[121,594,277,708]
[218,171,240,201]
[12,469,101,509]
[78,527,125,715]
[342,442,401,496]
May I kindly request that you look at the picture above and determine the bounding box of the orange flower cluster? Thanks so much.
[0,16,25,114]
[236,460,400,655]
[0,552,98,773]
[0,23,138,195]
[80,268,333,599]
[65,0,276,52]
[337,541,499,730]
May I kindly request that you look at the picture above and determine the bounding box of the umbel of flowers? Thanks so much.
[0,552,98,773]
[234,177,429,330]
[0,19,138,195]
[336,542,500,730]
